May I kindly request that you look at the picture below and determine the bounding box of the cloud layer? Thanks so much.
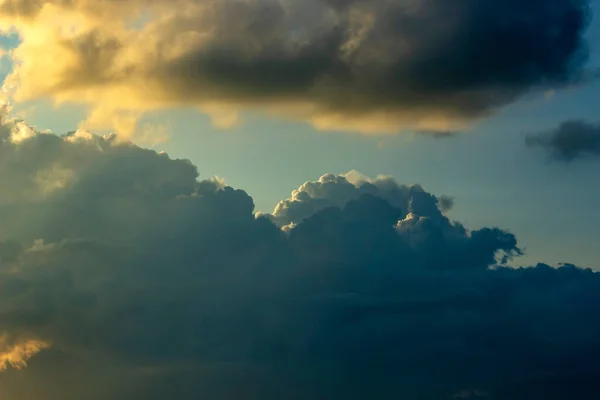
[0,0,593,133]
[1,115,600,399]
[526,119,600,161]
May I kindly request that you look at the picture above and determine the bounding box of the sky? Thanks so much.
[1,0,599,268]
[2,0,600,399]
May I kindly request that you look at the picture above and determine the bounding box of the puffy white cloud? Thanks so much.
[269,170,453,227]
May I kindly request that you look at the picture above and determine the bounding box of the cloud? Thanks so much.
[0,0,593,134]
[0,337,50,371]
[438,195,455,212]
[268,170,455,227]
[2,116,600,399]
[526,119,600,162]
[416,129,460,139]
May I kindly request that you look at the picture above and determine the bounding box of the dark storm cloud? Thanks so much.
[1,119,600,399]
[158,0,593,120]
[526,119,600,161]
[1,0,593,133]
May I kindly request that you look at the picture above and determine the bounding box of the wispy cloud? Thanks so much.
[526,119,600,162]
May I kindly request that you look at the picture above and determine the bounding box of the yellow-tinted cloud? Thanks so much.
[132,122,172,147]
[0,335,50,371]
[0,0,591,135]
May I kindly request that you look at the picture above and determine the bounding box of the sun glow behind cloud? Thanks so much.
[0,336,50,372]
[0,0,592,136]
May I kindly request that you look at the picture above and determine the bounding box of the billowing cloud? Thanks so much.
[0,0,593,134]
[268,170,455,226]
[526,119,600,162]
[1,115,600,399]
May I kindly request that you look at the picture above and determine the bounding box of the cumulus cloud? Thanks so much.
[1,116,600,399]
[0,0,593,134]
[269,170,455,226]
[526,119,600,162]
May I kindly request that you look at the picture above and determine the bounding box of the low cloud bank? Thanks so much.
[1,118,600,399]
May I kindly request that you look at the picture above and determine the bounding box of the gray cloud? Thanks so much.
[417,130,460,139]
[1,0,594,133]
[526,119,600,162]
[1,119,600,399]
[438,195,455,212]
[152,0,593,117]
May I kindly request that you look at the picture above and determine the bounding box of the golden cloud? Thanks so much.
[0,335,50,371]
[0,0,592,135]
